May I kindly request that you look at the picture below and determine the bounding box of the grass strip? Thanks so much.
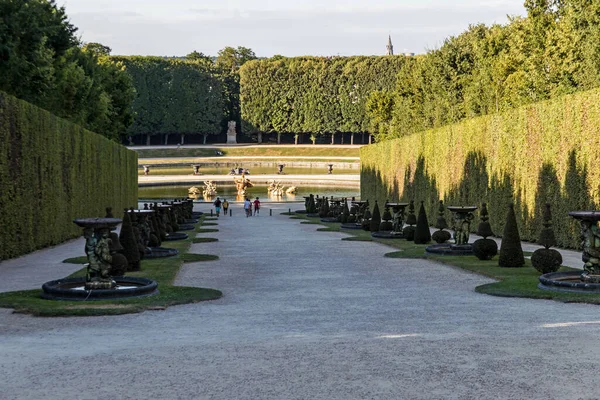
[182,253,219,262]
[63,256,88,264]
[0,218,222,316]
[286,213,600,304]
[196,228,219,233]
[202,222,218,226]
[193,237,219,243]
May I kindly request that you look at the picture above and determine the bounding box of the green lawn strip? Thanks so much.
[63,256,88,264]
[202,222,218,226]
[135,147,360,159]
[193,237,219,243]
[196,228,219,233]
[182,253,219,262]
[285,213,600,304]
[0,219,222,316]
[204,217,218,221]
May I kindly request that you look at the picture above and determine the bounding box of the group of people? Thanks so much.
[212,197,260,218]
[229,167,250,175]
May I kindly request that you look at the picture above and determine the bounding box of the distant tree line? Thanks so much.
[0,0,134,141]
[239,56,408,144]
[374,0,600,139]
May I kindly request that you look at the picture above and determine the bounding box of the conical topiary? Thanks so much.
[362,208,372,231]
[105,207,114,218]
[414,201,432,244]
[380,202,393,231]
[370,201,381,232]
[472,203,498,260]
[403,200,416,240]
[531,203,562,274]
[119,212,141,271]
[307,194,317,214]
[341,200,350,223]
[319,198,330,218]
[432,200,451,243]
[498,203,525,268]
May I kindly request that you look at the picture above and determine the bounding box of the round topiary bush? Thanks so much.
[432,230,451,244]
[110,253,129,276]
[472,238,498,260]
[531,248,562,274]
[403,226,415,241]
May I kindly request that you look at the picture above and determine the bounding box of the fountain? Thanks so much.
[371,202,408,239]
[41,217,158,301]
[539,211,600,293]
[426,206,477,255]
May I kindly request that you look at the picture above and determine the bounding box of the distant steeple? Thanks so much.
[386,35,394,56]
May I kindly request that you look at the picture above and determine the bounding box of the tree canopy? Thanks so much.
[0,0,134,141]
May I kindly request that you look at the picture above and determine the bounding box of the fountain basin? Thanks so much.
[371,231,404,239]
[538,271,600,294]
[42,277,158,301]
[340,223,363,230]
[164,232,189,241]
[426,243,474,256]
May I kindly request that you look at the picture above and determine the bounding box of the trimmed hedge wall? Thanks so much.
[0,92,138,261]
[361,88,600,250]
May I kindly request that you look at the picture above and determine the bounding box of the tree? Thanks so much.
[216,46,257,73]
[83,42,112,57]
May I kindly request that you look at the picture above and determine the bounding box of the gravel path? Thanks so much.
[1,204,599,399]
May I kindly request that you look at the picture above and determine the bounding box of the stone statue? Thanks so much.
[226,120,237,144]
[581,221,600,280]
[85,228,116,289]
[234,173,253,197]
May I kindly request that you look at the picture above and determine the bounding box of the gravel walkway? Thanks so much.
[1,204,599,399]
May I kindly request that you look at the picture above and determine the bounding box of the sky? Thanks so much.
[56,0,527,57]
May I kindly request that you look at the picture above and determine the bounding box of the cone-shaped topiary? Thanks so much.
[403,200,417,240]
[498,203,525,268]
[432,200,450,243]
[362,209,372,231]
[414,201,432,244]
[473,203,498,260]
[532,203,562,274]
[435,200,448,230]
[307,194,317,214]
[119,212,141,271]
[370,201,381,232]
[105,207,114,218]
[380,203,393,231]
[319,198,330,218]
[341,200,350,223]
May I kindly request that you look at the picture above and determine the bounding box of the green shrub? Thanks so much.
[0,92,137,261]
[360,88,600,249]
[414,201,431,244]
[498,204,525,268]
[119,213,141,272]
[370,201,381,232]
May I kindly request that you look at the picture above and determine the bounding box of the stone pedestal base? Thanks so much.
[226,133,237,144]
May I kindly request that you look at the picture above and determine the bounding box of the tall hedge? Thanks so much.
[360,87,600,249]
[239,56,409,142]
[0,92,138,260]
[111,57,227,144]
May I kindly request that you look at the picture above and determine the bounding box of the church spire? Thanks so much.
[386,35,394,56]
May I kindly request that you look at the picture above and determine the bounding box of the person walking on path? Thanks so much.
[253,197,261,216]
[222,199,229,216]
[214,197,222,217]
[244,197,251,218]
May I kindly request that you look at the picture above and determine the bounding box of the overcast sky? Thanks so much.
[57,0,527,57]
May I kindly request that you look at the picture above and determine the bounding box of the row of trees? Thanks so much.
[0,0,134,141]
[374,0,600,139]
[112,57,227,145]
[239,56,408,144]
[113,46,257,145]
